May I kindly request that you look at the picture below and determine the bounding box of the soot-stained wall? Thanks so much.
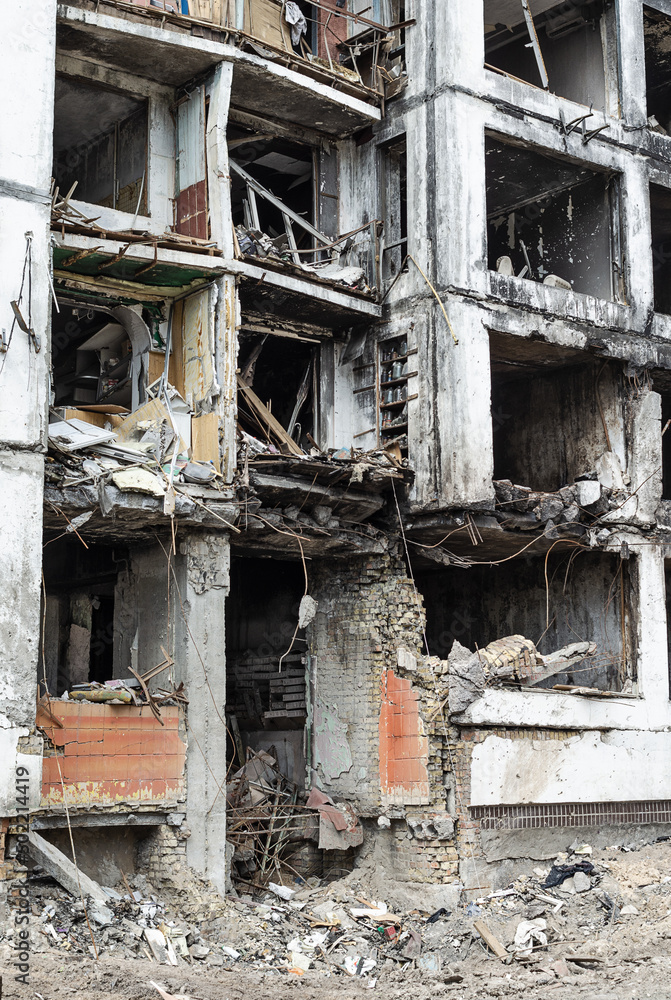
[417,550,632,691]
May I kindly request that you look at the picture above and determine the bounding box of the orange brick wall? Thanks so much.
[379,669,430,806]
[37,703,186,809]
[316,0,348,62]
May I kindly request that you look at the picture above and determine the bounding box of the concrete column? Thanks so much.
[174,532,230,894]
[0,0,57,816]
[213,274,239,485]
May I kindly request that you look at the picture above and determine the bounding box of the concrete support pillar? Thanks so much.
[213,274,239,485]
[0,0,57,816]
[174,532,230,894]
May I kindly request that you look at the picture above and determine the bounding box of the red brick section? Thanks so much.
[379,668,429,805]
[37,702,186,809]
[316,0,348,62]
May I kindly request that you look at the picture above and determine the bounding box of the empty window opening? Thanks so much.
[644,7,671,134]
[53,75,148,215]
[655,380,671,500]
[650,183,671,315]
[225,557,307,782]
[41,539,119,697]
[417,550,634,694]
[486,135,621,300]
[490,331,624,494]
[229,126,316,262]
[380,135,407,282]
[238,332,318,452]
[484,0,606,107]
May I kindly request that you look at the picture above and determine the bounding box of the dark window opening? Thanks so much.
[490,331,623,494]
[41,539,120,697]
[380,135,407,282]
[644,6,671,133]
[650,183,671,315]
[417,550,634,694]
[225,557,307,782]
[238,332,318,452]
[229,125,315,260]
[53,75,148,215]
[486,135,621,301]
[658,386,671,500]
[484,0,606,106]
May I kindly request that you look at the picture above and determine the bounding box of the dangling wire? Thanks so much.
[0,232,34,380]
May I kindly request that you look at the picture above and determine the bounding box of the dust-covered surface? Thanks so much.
[5,838,671,998]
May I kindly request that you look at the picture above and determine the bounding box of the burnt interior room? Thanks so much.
[650,183,671,315]
[53,75,148,214]
[51,300,142,409]
[490,331,623,494]
[644,6,671,132]
[238,332,318,449]
[41,538,120,697]
[225,557,307,785]
[484,0,606,106]
[486,135,618,300]
[229,125,315,248]
[417,549,633,692]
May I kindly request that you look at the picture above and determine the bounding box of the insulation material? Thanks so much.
[183,288,216,406]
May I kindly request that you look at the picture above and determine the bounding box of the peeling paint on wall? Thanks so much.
[186,534,230,594]
[314,698,353,781]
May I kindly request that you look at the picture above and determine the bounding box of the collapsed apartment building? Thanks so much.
[4,0,671,903]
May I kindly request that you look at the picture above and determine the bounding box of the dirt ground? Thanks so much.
[6,839,671,999]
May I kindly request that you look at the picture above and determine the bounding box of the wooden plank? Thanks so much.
[473,919,508,960]
[237,375,304,456]
[171,298,186,398]
[28,831,110,904]
[191,412,221,472]
[244,0,287,49]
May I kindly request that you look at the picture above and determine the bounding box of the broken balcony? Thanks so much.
[56,0,407,135]
[229,123,382,304]
[484,0,608,107]
[417,548,635,697]
[486,134,624,302]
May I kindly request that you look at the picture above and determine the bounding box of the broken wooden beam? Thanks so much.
[473,919,508,960]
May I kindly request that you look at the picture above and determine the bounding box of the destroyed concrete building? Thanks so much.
[5,0,671,904]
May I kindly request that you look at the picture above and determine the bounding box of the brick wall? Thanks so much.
[37,702,186,809]
[308,550,426,813]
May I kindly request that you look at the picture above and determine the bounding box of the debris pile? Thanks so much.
[494,476,631,536]
[15,837,671,986]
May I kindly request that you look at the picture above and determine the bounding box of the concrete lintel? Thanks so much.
[230,259,382,317]
[30,812,169,830]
